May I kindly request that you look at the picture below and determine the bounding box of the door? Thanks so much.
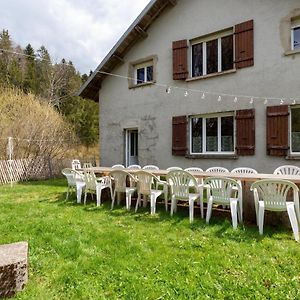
[125,130,139,166]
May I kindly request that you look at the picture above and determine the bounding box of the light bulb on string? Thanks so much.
[166,86,171,94]
[280,99,284,105]
[234,97,238,103]
[184,91,189,97]
[250,97,254,104]
[217,95,222,102]
[264,98,268,105]
[292,99,296,105]
[201,92,205,99]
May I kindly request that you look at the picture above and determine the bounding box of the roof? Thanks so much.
[77,0,177,101]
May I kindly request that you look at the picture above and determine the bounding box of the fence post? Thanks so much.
[7,137,13,187]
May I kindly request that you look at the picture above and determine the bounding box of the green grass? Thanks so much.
[0,179,300,299]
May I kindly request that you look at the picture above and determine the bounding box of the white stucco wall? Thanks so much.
[98,0,300,172]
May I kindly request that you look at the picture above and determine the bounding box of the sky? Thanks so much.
[0,0,150,74]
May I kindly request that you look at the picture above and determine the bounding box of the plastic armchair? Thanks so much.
[109,170,137,210]
[206,167,229,173]
[112,164,125,169]
[83,170,112,206]
[204,177,242,229]
[71,159,81,170]
[135,170,163,214]
[185,167,205,217]
[273,165,300,176]
[231,167,258,175]
[167,170,200,223]
[167,166,183,171]
[250,179,300,241]
[143,165,168,211]
[62,168,85,203]
[83,162,93,168]
[128,165,141,169]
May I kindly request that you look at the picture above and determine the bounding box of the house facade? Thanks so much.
[79,0,300,173]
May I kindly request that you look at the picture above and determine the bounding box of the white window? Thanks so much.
[134,61,153,85]
[191,30,234,77]
[190,112,235,154]
[290,106,300,153]
[291,18,300,50]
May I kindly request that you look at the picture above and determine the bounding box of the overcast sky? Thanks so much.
[0,0,150,74]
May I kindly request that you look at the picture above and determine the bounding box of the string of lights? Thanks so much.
[98,71,298,106]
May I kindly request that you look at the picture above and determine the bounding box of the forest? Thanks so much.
[0,29,98,159]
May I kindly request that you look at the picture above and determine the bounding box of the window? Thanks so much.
[290,106,300,153]
[190,113,235,154]
[135,61,153,85]
[129,55,157,88]
[291,17,300,51]
[191,30,234,77]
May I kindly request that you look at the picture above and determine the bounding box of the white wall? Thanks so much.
[99,0,300,172]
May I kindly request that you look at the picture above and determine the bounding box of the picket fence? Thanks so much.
[0,157,96,185]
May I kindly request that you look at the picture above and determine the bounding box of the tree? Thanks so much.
[0,29,13,84]
[23,43,37,93]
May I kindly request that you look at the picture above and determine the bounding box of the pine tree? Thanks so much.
[0,29,13,84]
[23,43,37,93]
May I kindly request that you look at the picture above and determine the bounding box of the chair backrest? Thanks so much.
[83,162,93,169]
[167,170,198,200]
[204,177,239,201]
[62,168,76,186]
[250,179,299,211]
[167,166,183,171]
[206,167,229,173]
[142,165,159,171]
[128,164,141,169]
[112,164,125,169]
[273,165,300,176]
[231,167,258,174]
[110,170,135,192]
[84,171,97,191]
[136,170,160,195]
[71,159,81,170]
[184,167,204,173]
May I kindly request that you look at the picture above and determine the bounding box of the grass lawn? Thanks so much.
[0,179,300,299]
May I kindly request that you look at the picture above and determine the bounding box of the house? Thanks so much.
[78,0,300,172]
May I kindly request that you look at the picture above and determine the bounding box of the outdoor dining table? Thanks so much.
[84,167,300,222]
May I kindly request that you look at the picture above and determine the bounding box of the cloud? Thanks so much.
[0,0,150,73]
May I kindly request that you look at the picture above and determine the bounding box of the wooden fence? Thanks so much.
[0,157,96,185]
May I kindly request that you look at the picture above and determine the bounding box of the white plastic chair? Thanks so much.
[128,165,141,169]
[274,165,300,176]
[143,165,168,210]
[112,164,125,169]
[204,177,242,229]
[167,166,183,171]
[135,170,163,214]
[206,167,229,173]
[185,167,205,217]
[167,170,200,223]
[231,167,258,175]
[109,170,137,210]
[71,159,81,170]
[250,179,300,241]
[83,170,112,206]
[62,168,85,203]
[83,162,93,169]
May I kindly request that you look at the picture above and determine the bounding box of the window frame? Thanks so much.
[291,24,300,51]
[189,111,236,155]
[128,55,157,89]
[190,29,234,78]
[134,61,154,85]
[289,105,300,155]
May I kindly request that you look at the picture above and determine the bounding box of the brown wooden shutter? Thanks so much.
[172,116,187,156]
[172,40,188,80]
[266,105,289,156]
[234,20,254,69]
[236,109,255,155]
